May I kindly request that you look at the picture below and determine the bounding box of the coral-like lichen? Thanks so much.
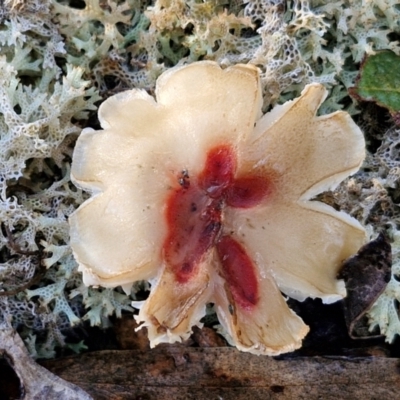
[0,0,131,358]
[49,0,400,109]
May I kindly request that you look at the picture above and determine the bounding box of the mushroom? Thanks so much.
[69,61,366,355]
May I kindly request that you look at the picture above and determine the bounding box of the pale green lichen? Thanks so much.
[323,122,400,343]
[363,127,400,343]
[1,0,400,357]
[0,0,129,358]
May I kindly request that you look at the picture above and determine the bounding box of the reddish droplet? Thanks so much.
[225,176,271,208]
[216,235,259,310]
[164,183,222,283]
[199,145,236,197]
[164,144,271,287]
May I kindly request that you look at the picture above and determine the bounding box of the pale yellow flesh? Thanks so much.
[70,62,366,355]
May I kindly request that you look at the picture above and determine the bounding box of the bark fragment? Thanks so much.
[338,233,392,338]
[0,326,92,400]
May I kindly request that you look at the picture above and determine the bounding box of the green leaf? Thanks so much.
[351,51,400,115]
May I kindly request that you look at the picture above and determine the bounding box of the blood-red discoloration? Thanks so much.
[225,176,271,208]
[164,183,222,284]
[216,235,259,309]
[163,144,271,307]
[198,145,236,198]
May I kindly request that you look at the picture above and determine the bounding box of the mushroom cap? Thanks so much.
[70,61,366,355]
